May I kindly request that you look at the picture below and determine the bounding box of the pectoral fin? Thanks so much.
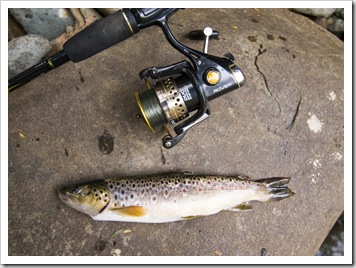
[110,206,147,217]
[227,202,253,212]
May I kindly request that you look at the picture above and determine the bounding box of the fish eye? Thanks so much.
[72,186,82,194]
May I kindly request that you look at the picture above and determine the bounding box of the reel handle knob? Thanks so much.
[162,132,186,148]
[203,27,213,53]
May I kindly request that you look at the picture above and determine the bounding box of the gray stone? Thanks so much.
[9,8,75,40]
[8,9,343,257]
[334,8,344,19]
[291,8,336,18]
[8,34,51,78]
[327,16,344,32]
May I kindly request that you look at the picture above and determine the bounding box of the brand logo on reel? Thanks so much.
[180,88,193,101]
[213,82,232,94]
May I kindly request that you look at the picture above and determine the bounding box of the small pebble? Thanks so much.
[260,247,267,256]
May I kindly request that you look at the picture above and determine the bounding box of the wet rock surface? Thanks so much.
[8,9,343,256]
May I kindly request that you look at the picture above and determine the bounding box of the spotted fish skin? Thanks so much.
[58,174,294,223]
[105,175,258,207]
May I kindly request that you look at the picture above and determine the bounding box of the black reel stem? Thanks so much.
[135,8,207,69]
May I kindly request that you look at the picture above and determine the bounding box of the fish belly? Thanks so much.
[92,188,268,223]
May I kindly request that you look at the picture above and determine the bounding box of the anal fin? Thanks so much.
[227,202,253,212]
[181,215,204,220]
[110,206,147,217]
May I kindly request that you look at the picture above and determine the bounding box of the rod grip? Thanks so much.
[63,9,139,62]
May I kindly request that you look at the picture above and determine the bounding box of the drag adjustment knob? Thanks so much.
[204,68,221,85]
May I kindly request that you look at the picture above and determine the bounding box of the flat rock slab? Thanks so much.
[8,9,343,257]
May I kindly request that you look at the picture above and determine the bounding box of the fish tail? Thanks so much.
[254,177,295,201]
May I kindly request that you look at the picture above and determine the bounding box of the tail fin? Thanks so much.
[254,177,295,201]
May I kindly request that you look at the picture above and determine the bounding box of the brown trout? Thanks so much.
[58,174,294,223]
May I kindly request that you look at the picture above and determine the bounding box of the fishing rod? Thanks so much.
[8,8,176,91]
[9,8,246,148]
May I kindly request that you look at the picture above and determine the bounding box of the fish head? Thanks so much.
[58,181,110,216]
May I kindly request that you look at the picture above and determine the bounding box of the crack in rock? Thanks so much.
[254,44,281,114]
[286,95,302,130]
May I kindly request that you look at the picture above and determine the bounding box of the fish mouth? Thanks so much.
[58,189,71,204]
[58,189,80,207]
[58,189,68,201]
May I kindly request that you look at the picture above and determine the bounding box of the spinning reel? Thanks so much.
[134,9,245,148]
[9,8,245,149]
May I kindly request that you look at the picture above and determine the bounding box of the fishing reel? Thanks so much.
[134,9,246,148]
[8,8,245,149]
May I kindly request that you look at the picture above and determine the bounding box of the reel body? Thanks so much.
[135,9,246,148]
